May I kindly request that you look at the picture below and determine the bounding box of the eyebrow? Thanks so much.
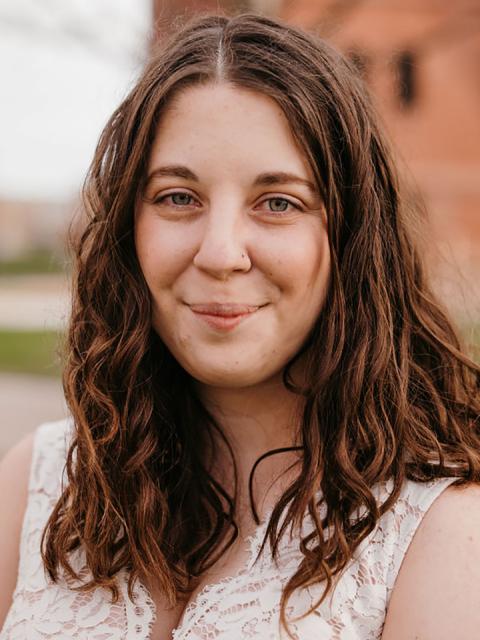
[145,165,318,194]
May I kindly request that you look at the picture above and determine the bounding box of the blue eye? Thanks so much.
[152,192,302,215]
[267,198,290,212]
[261,197,301,215]
[172,193,193,206]
[156,192,195,207]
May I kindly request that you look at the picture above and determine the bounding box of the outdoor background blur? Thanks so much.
[1,0,479,458]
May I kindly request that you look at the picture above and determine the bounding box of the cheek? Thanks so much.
[306,236,331,298]
[135,216,193,290]
[258,225,330,298]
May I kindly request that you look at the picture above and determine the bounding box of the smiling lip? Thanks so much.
[189,303,261,315]
[188,302,263,331]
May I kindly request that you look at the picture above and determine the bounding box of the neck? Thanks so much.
[195,372,304,522]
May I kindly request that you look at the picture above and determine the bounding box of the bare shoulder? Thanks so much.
[382,482,480,640]
[0,431,35,626]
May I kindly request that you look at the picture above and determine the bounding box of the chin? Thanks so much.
[184,361,277,389]
[192,370,261,389]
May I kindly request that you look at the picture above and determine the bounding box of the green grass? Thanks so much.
[0,330,64,377]
[0,250,68,276]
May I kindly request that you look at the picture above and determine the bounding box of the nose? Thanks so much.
[193,207,251,280]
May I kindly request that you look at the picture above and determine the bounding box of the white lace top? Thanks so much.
[1,418,457,640]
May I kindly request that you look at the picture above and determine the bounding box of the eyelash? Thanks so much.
[153,192,302,215]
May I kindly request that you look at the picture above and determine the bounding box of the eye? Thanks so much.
[151,192,303,215]
[154,192,198,207]
[258,197,302,215]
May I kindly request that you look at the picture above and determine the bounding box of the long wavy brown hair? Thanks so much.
[42,11,480,635]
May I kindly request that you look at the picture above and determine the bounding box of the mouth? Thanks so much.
[187,302,266,331]
[188,302,261,315]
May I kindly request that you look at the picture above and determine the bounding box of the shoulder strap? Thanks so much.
[380,476,458,603]
[27,418,73,497]
[16,418,73,591]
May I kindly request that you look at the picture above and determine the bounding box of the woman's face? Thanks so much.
[135,82,330,388]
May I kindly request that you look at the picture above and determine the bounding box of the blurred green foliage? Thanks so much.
[0,250,68,276]
[0,330,64,377]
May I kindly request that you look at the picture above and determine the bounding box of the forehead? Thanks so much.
[148,82,315,182]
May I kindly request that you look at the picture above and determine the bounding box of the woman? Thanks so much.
[1,11,480,640]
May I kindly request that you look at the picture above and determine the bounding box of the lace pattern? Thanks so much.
[1,418,458,639]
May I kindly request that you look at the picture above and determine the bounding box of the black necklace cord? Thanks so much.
[248,445,305,525]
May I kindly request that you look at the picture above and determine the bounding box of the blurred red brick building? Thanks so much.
[152,0,480,321]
